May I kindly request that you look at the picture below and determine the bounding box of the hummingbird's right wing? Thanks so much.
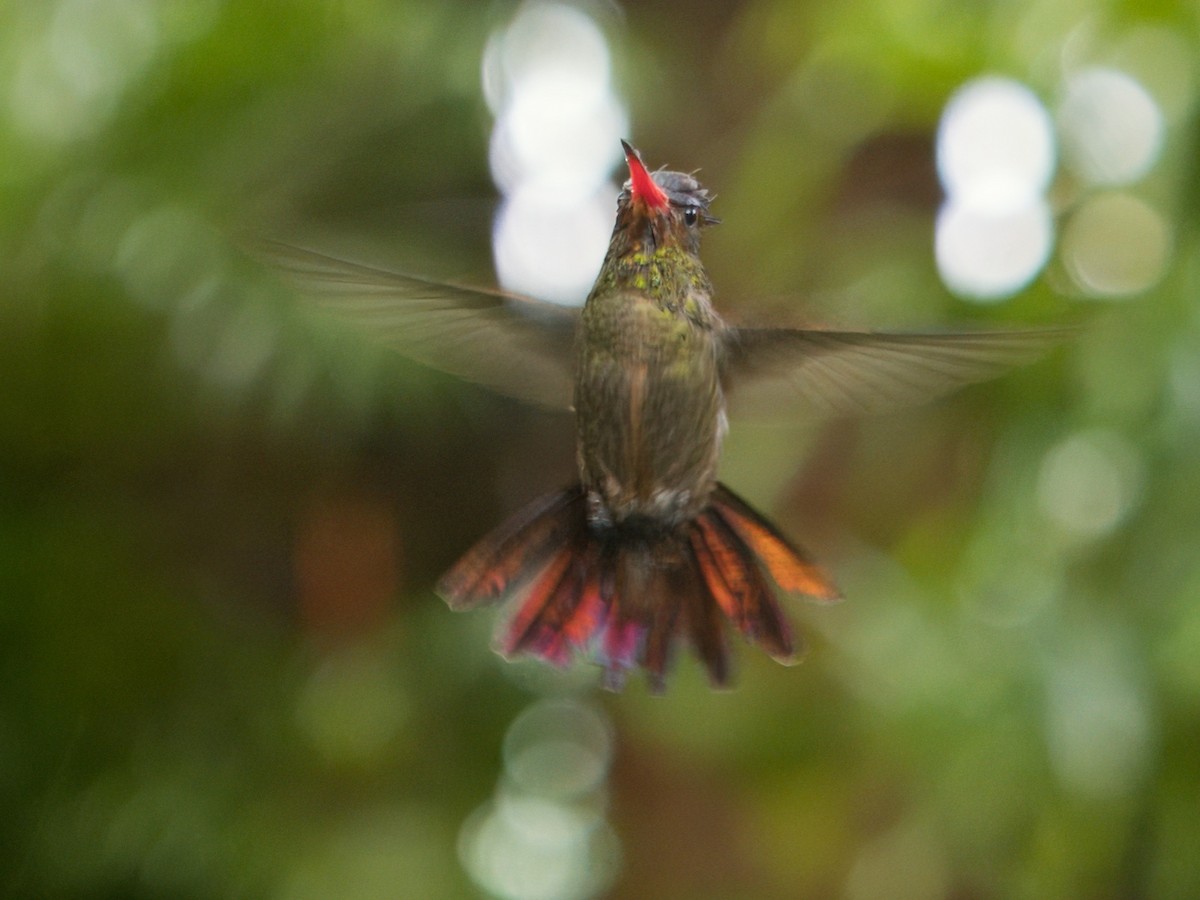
[721,326,1070,419]
[256,241,579,409]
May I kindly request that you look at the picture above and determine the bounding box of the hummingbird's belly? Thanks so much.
[574,340,725,529]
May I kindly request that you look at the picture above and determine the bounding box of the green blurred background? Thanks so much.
[3,1,1199,897]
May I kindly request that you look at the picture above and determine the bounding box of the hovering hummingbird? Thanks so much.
[266,141,1063,690]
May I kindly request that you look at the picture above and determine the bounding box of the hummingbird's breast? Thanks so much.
[574,272,725,530]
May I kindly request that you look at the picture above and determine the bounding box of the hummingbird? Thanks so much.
[264,141,1063,690]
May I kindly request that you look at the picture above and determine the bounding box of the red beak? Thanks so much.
[621,140,669,211]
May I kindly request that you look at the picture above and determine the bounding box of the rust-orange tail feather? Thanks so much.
[437,483,840,690]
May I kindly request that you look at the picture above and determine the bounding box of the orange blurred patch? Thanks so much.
[293,486,401,638]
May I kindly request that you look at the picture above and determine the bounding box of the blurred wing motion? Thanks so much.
[722,326,1071,418]
[256,241,579,409]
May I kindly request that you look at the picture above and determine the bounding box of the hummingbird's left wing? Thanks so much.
[720,326,1070,418]
[256,241,580,409]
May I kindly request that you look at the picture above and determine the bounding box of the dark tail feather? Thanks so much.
[676,557,731,687]
[437,487,586,610]
[436,482,840,689]
[636,555,687,691]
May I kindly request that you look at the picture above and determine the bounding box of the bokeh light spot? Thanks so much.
[459,698,620,900]
[115,205,224,311]
[482,2,611,116]
[489,76,626,197]
[1037,429,1143,540]
[1046,638,1152,799]
[295,645,410,767]
[937,77,1055,214]
[484,2,626,304]
[203,300,279,391]
[1058,67,1164,186]
[10,0,160,143]
[503,699,613,799]
[935,77,1056,300]
[50,0,158,100]
[459,791,618,900]
[1061,192,1169,297]
[492,182,615,306]
[935,197,1053,301]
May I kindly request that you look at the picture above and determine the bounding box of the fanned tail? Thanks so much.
[436,483,841,690]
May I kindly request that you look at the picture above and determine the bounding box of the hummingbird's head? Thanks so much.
[615,140,719,256]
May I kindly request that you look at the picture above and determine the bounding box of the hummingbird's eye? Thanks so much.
[683,206,700,227]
